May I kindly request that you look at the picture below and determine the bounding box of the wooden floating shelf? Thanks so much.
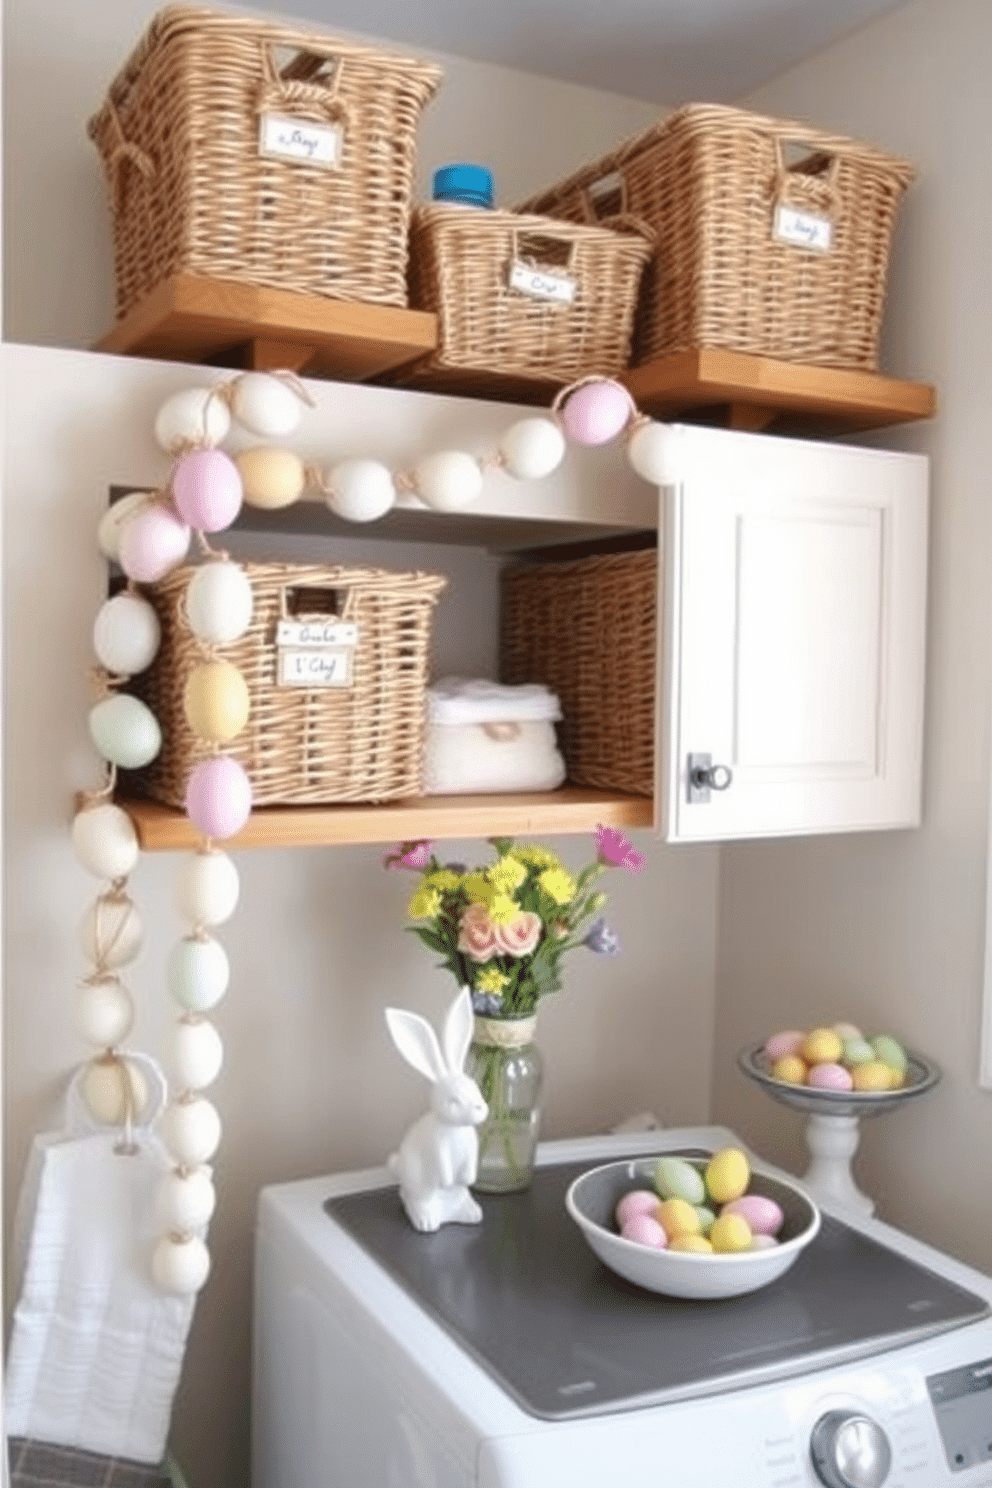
[94,273,437,381]
[120,788,655,852]
[94,275,936,434]
[621,348,936,436]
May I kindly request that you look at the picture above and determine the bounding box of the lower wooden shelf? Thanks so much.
[120,787,655,851]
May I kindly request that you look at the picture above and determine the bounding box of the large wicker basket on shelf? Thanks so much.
[499,547,657,797]
[123,561,447,807]
[402,203,654,391]
[517,103,915,371]
[87,5,442,318]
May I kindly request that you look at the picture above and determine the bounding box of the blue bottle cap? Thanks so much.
[432,162,494,208]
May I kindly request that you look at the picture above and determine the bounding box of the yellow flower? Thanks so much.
[538,866,576,905]
[407,886,442,920]
[426,869,461,892]
[515,843,561,870]
[476,967,508,993]
[463,871,492,905]
[489,855,527,893]
[487,893,519,925]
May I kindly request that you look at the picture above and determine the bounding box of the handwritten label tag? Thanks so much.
[278,648,354,688]
[276,618,358,648]
[259,113,342,168]
[773,205,833,253]
[509,261,577,304]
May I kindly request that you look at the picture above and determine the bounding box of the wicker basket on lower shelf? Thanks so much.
[499,547,657,797]
[123,561,447,807]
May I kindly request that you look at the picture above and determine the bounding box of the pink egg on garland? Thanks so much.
[118,503,191,583]
[184,755,252,840]
[560,379,634,446]
[172,448,243,533]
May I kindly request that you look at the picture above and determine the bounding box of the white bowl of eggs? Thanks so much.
[566,1148,820,1300]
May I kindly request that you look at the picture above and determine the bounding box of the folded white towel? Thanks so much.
[427,676,562,726]
[4,1058,199,1465]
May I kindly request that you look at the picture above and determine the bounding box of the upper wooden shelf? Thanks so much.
[121,788,655,852]
[94,274,437,381]
[94,275,936,435]
[621,347,936,436]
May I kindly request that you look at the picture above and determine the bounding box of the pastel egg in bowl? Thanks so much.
[566,1156,821,1299]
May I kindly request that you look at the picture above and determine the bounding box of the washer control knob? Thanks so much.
[810,1410,892,1488]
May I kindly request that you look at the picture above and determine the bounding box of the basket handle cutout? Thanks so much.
[579,169,627,223]
[511,230,579,272]
[258,43,352,127]
[281,583,357,623]
[772,136,841,209]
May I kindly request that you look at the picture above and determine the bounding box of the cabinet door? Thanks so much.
[658,425,928,842]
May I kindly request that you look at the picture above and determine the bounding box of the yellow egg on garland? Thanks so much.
[183,660,250,743]
[236,446,307,510]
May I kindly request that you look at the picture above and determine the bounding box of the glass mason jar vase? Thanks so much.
[467,1015,544,1193]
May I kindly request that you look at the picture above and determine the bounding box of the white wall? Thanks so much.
[0,10,713,1483]
[712,0,992,1274]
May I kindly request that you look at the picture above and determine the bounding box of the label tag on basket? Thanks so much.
[276,619,358,648]
[773,205,833,253]
[258,113,343,168]
[278,648,354,688]
[508,261,577,304]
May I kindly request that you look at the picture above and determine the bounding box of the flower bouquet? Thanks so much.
[385,827,645,1190]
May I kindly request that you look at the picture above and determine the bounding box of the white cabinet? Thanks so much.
[657,424,928,842]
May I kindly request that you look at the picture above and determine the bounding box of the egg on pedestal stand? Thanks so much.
[737,1033,941,1216]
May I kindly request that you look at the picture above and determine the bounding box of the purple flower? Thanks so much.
[471,991,504,1016]
[584,918,621,956]
[595,824,645,872]
[383,839,433,871]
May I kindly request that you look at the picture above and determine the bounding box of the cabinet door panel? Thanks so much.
[660,426,927,842]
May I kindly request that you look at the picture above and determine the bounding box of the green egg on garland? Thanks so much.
[70,369,680,1295]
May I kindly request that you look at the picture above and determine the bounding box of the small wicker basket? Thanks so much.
[517,103,915,371]
[123,561,447,807]
[499,547,657,797]
[87,5,442,318]
[403,204,654,391]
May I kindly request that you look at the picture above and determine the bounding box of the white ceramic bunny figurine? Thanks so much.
[385,986,489,1232]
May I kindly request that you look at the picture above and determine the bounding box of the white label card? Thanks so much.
[773,205,833,253]
[276,618,358,648]
[278,648,354,688]
[259,112,343,168]
[509,261,577,304]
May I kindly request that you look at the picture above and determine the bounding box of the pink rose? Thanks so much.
[494,912,542,957]
[457,901,501,962]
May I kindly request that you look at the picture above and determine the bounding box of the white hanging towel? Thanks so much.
[4,1056,200,1465]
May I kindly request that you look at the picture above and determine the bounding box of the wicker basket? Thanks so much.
[123,561,447,807]
[403,204,654,390]
[499,547,657,796]
[87,5,442,318]
[517,103,915,371]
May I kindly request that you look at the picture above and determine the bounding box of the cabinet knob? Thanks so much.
[687,752,734,803]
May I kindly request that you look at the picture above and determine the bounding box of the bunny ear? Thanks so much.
[441,987,474,1074]
[385,1007,447,1084]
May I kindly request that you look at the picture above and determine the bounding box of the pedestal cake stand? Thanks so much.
[737,1043,941,1216]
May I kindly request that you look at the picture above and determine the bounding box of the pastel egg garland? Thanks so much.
[71,368,679,1300]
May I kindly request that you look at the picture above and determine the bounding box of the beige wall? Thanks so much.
[713,0,992,1273]
[1,9,715,1486]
